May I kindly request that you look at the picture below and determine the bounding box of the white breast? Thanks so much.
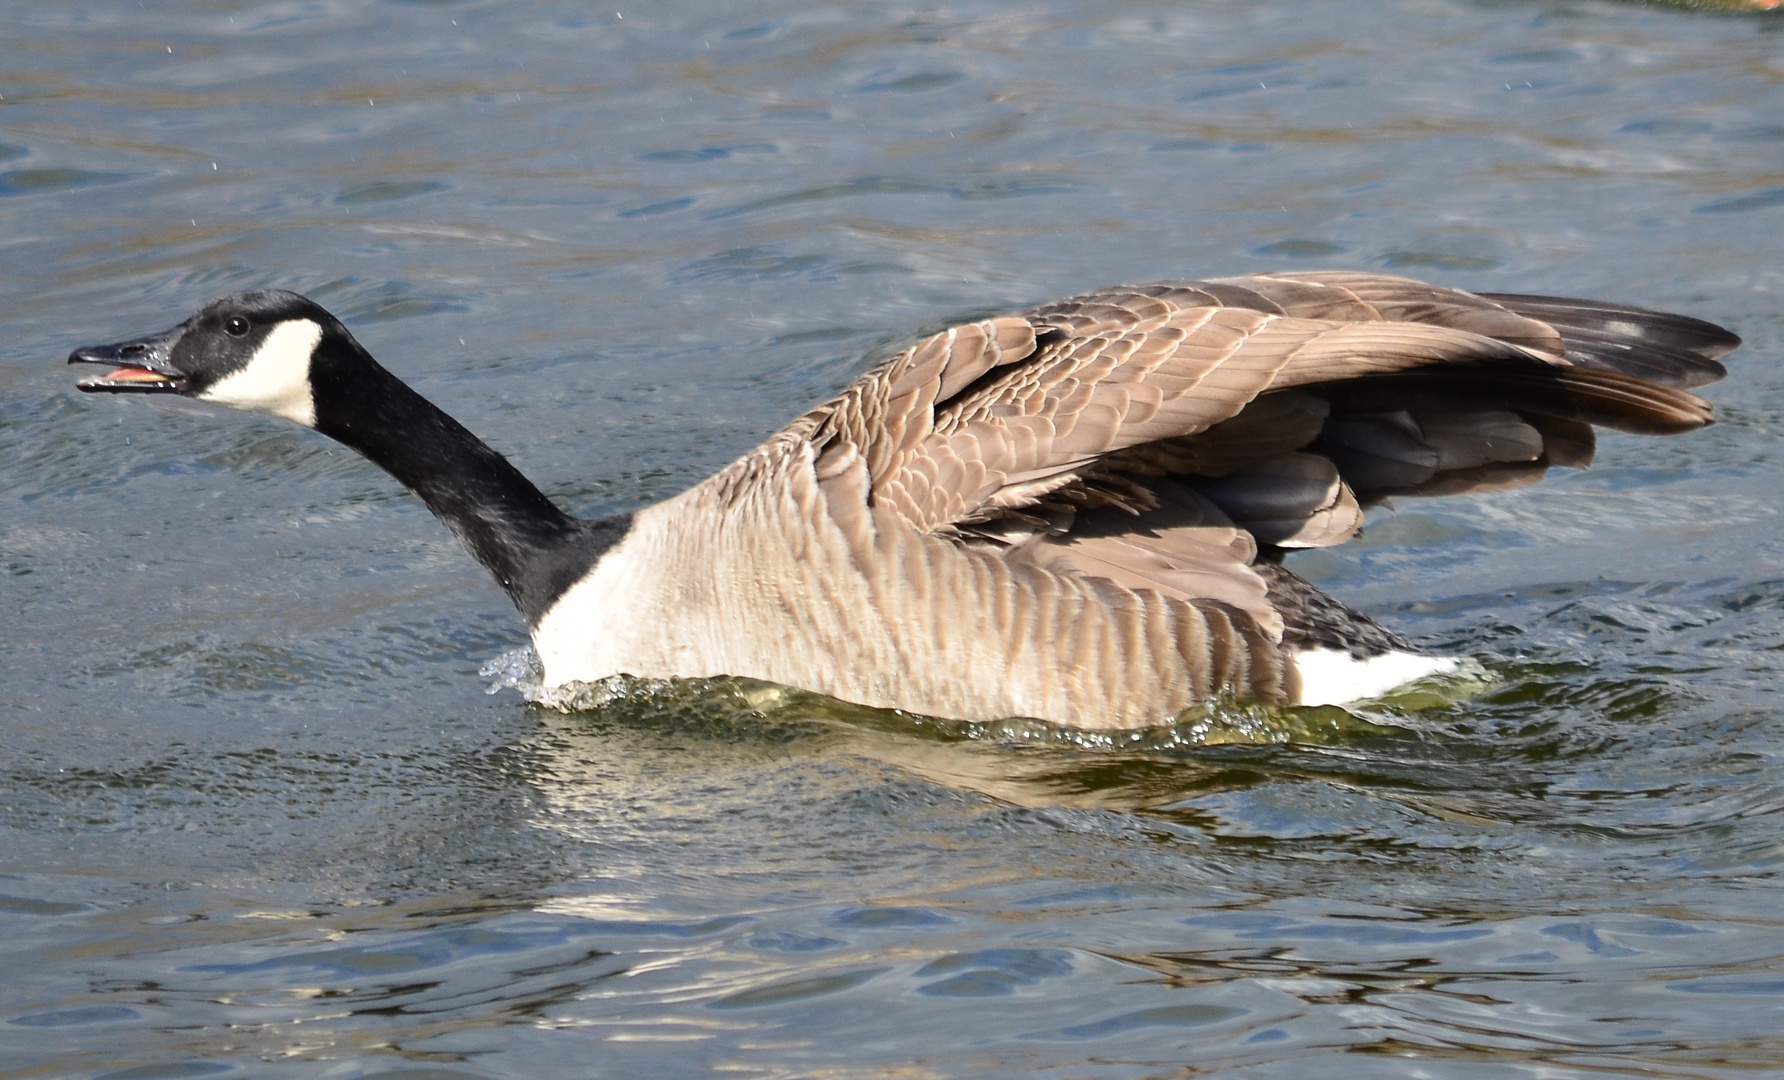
[530,501,700,686]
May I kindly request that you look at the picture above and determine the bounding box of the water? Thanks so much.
[4,0,1784,1075]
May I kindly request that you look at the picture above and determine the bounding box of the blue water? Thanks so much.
[4,0,1784,1075]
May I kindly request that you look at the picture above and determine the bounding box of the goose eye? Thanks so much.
[224,316,250,338]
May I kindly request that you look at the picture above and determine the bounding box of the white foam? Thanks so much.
[1290,647,1458,706]
[198,318,320,426]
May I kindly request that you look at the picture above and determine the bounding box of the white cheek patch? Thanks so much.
[198,318,321,427]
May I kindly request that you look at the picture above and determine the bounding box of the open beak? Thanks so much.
[68,327,186,394]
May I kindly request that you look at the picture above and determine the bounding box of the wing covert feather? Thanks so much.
[864,306,1555,533]
[681,271,1730,722]
[783,273,1716,541]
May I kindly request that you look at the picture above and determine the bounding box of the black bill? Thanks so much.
[69,327,186,394]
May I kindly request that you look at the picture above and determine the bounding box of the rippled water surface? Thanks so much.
[5,1,1784,1076]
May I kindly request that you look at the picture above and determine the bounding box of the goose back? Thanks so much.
[534,271,1734,729]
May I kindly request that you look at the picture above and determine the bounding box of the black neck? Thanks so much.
[309,339,624,626]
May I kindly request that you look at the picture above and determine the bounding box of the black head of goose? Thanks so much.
[70,289,630,627]
[69,274,1738,730]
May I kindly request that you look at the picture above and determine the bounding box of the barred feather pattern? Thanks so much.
[535,272,1730,728]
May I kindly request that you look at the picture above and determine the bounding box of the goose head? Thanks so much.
[69,289,348,428]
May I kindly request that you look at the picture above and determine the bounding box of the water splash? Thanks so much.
[481,646,797,717]
[480,646,546,698]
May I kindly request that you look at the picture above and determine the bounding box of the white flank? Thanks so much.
[198,318,321,426]
[1290,647,1458,707]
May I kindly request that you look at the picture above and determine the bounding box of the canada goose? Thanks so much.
[69,272,1736,730]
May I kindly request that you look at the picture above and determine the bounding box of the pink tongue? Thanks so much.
[104,366,165,381]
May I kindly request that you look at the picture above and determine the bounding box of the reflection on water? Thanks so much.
[5,0,1784,1075]
[486,648,1493,813]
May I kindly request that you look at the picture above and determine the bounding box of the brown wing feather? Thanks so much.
[783,273,1726,664]
[860,283,1562,535]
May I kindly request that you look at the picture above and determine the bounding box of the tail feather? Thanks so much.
[1476,292,1738,388]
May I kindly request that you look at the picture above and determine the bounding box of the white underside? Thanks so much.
[1290,647,1458,706]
